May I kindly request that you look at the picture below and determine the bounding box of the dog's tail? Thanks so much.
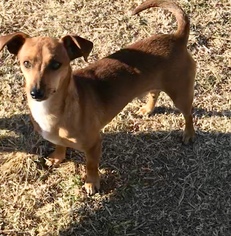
[132,0,190,43]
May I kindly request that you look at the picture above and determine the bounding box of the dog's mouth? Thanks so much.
[34,97,46,102]
[31,94,48,102]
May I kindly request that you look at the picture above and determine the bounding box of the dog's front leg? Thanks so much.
[46,145,67,167]
[84,138,101,195]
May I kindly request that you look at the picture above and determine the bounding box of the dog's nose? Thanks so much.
[30,87,44,100]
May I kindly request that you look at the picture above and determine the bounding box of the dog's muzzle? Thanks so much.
[30,87,45,100]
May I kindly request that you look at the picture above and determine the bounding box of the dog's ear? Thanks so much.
[0,32,29,55]
[62,35,93,62]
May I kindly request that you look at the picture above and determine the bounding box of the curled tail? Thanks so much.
[132,0,190,43]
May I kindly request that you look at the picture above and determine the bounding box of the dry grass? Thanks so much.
[0,0,230,235]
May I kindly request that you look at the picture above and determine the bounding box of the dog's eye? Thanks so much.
[49,60,62,70]
[23,61,32,69]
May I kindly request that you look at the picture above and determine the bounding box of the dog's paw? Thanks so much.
[45,157,62,168]
[138,106,152,116]
[45,149,65,168]
[84,178,100,196]
[182,130,195,145]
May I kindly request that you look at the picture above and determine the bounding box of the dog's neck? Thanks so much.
[28,68,73,132]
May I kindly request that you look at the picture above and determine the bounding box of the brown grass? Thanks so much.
[0,0,230,235]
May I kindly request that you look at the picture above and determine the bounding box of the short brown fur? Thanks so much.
[0,0,196,195]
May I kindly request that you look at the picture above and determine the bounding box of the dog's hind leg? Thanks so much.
[138,90,160,116]
[167,87,195,144]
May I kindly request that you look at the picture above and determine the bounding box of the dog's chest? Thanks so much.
[30,100,61,145]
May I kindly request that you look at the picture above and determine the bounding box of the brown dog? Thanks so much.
[0,0,196,195]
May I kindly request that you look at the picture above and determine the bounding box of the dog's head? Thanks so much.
[0,32,93,101]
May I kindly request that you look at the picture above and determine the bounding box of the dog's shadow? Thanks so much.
[0,107,230,235]
[61,128,230,235]
[0,105,229,154]
[150,106,231,118]
[0,113,48,155]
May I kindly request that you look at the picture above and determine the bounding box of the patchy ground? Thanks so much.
[0,0,230,235]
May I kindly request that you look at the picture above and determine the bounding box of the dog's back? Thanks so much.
[73,0,195,127]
